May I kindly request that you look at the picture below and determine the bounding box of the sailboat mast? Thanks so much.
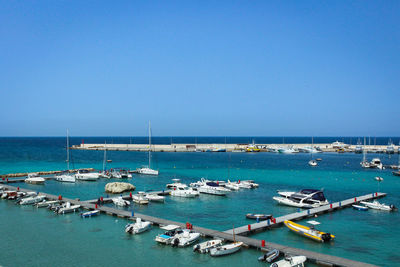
[66,129,70,171]
[363,137,366,162]
[148,121,151,169]
[311,136,314,159]
[103,141,107,172]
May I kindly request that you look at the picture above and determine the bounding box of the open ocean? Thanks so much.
[1,137,399,267]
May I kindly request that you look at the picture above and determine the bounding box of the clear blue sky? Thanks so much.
[1,1,399,136]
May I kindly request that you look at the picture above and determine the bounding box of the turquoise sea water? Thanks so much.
[1,137,399,267]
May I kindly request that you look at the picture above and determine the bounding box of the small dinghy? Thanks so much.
[271,255,307,267]
[81,210,100,218]
[284,220,335,243]
[193,239,223,253]
[352,204,368,211]
[209,241,243,256]
[36,200,59,208]
[132,192,149,205]
[125,218,151,234]
[258,249,280,263]
[246,214,272,221]
[393,171,400,176]
[375,176,384,181]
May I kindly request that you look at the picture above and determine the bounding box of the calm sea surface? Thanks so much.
[0,137,399,267]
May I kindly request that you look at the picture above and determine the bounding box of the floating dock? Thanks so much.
[2,184,382,267]
[71,143,398,153]
[224,192,387,236]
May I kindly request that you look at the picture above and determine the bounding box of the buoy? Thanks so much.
[129,192,132,198]
[17,187,19,191]
[95,204,98,209]
[100,197,103,202]
[354,197,357,202]
[330,203,333,209]
[248,224,251,231]
[315,214,318,218]
[261,240,266,247]
[58,195,62,200]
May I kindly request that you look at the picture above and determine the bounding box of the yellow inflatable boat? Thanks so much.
[284,220,335,242]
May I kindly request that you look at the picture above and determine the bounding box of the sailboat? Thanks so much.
[308,137,317,166]
[209,225,243,256]
[99,142,110,178]
[360,137,370,168]
[393,151,400,176]
[55,129,76,183]
[136,121,159,175]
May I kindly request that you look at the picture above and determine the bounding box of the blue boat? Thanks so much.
[352,204,368,211]
[81,210,100,218]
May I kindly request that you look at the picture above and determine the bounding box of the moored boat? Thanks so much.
[352,204,368,211]
[19,195,46,205]
[284,220,335,242]
[258,249,280,263]
[193,239,223,253]
[132,192,149,205]
[209,242,243,256]
[112,196,131,206]
[155,225,182,244]
[25,173,45,185]
[360,200,396,211]
[170,229,201,247]
[270,255,307,267]
[56,202,81,214]
[273,189,328,208]
[125,218,151,234]
[81,210,100,218]
[246,213,272,221]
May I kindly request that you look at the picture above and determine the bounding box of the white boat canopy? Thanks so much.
[306,220,320,226]
[160,224,181,231]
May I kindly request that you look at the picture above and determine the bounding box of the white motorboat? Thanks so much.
[55,129,76,183]
[241,180,259,188]
[273,189,329,208]
[278,146,299,154]
[136,121,159,176]
[136,167,159,176]
[271,255,307,267]
[375,176,384,181]
[170,229,201,247]
[144,193,165,202]
[386,140,395,154]
[209,242,243,256]
[119,169,132,178]
[155,225,182,244]
[112,196,131,206]
[132,192,149,205]
[355,138,363,154]
[81,210,100,218]
[360,200,396,211]
[19,195,46,205]
[197,182,229,196]
[308,160,317,166]
[170,185,199,198]
[56,202,81,214]
[36,200,59,208]
[233,180,252,189]
[125,218,151,234]
[225,180,240,190]
[331,141,349,149]
[99,171,111,178]
[110,170,122,179]
[75,169,100,181]
[166,179,187,189]
[193,239,223,253]
[25,173,45,185]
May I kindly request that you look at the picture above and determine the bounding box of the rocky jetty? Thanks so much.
[105,182,135,194]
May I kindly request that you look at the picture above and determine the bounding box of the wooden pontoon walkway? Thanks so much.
[2,184,380,267]
[224,192,387,236]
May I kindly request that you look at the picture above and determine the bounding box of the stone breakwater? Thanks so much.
[71,143,395,153]
[0,168,95,178]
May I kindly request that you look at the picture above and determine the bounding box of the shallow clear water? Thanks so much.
[0,137,399,266]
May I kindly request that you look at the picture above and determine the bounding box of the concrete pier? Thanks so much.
[224,192,387,236]
[2,184,382,267]
[0,168,95,179]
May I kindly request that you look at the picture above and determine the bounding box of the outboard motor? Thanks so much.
[321,233,332,242]
[172,238,180,247]
[193,244,199,252]
[390,205,397,211]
